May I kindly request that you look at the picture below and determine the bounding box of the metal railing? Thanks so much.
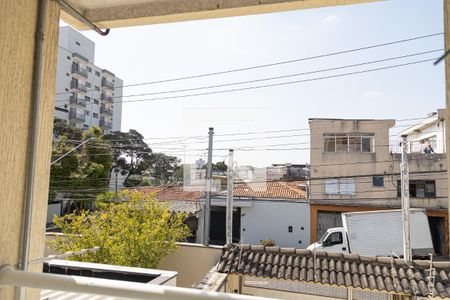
[0,265,274,300]
[70,81,87,93]
[101,93,113,102]
[71,63,88,78]
[69,95,86,107]
[390,139,445,153]
[100,119,113,128]
[69,111,86,122]
[101,78,114,90]
[100,105,113,116]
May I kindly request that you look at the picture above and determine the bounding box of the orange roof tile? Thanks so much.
[233,180,306,199]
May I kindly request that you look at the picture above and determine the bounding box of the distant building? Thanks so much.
[54,26,123,133]
[308,116,448,255]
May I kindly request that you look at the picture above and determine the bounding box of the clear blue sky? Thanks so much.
[71,0,445,167]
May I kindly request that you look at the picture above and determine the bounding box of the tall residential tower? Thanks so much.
[54,26,122,133]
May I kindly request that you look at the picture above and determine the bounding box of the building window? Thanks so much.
[397,180,436,198]
[372,176,384,187]
[325,178,355,195]
[84,110,90,116]
[95,71,100,77]
[87,66,92,73]
[66,73,70,77]
[67,56,71,60]
[323,134,375,153]
[85,96,90,102]
[93,113,98,118]
[94,99,99,105]
[95,86,100,91]
[75,41,80,46]
[85,82,91,88]
[65,88,69,92]
[83,124,89,130]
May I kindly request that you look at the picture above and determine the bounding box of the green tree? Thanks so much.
[104,130,152,186]
[148,152,180,185]
[48,190,191,268]
[49,125,113,210]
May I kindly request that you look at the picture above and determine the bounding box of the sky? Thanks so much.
[63,0,445,167]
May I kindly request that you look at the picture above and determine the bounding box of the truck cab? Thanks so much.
[307,227,349,253]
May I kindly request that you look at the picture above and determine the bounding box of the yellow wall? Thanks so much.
[158,243,222,288]
[0,0,59,299]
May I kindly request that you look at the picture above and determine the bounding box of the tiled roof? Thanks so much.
[217,244,450,298]
[232,180,306,199]
[138,186,204,202]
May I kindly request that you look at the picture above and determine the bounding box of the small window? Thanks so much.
[288,226,293,233]
[325,179,339,194]
[95,86,100,91]
[339,178,355,195]
[86,66,92,73]
[75,41,80,46]
[65,88,69,92]
[373,176,384,187]
[66,56,71,60]
[93,113,98,118]
[85,82,91,88]
[95,71,100,77]
[94,99,99,105]
[66,73,70,77]
[83,124,89,130]
[84,110,90,116]
[85,96,90,102]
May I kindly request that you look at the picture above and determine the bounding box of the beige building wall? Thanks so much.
[308,119,448,209]
[0,0,60,299]
[158,243,222,288]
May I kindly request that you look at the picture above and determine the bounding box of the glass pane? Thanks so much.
[349,136,361,152]
[425,181,436,197]
[336,137,348,152]
[340,178,355,195]
[325,179,338,194]
[416,182,425,198]
[324,137,335,152]
[362,136,374,152]
[373,176,384,187]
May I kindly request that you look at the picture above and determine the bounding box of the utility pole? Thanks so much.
[400,135,412,263]
[203,127,214,246]
[226,149,234,246]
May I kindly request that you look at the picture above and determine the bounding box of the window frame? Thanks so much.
[323,133,375,153]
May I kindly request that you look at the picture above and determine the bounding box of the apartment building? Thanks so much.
[54,26,122,133]
[308,115,448,255]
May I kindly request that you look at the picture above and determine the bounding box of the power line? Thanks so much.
[113,58,439,105]
[55,32,443,96]
[54,49,443,104]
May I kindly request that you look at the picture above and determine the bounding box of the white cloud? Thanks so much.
[364,90,381,98]
[323,15,340,24]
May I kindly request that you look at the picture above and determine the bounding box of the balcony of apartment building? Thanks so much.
[100,119,113,129]
[100,105,113,117]
[101,93,113,102]
[71,62,88,79]
[69,93,86,108]
[101,77,114,90]
[69,110,85,123]
[70,79,87,93]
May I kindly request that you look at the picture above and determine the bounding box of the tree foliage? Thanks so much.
[148,153,180,185]
[48,190,191,268]
[49,122,113,209]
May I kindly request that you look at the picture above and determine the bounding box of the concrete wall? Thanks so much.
[158,243,222,288]
[241,201,310,248]
[0,1,60,299]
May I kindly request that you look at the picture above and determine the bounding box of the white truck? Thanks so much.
[307,209,434,257]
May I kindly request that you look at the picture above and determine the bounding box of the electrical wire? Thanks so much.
[55,32,443,96]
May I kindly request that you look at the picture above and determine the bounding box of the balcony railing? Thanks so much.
[69,111,86,122]
[100,119,113,128]
[101,78,114,90]
[390,139,445,154]
[71,64,88,78]
[101,93,113,102]
[69,95,86,107]
[70,81,87,93]
[100,106,113,116]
